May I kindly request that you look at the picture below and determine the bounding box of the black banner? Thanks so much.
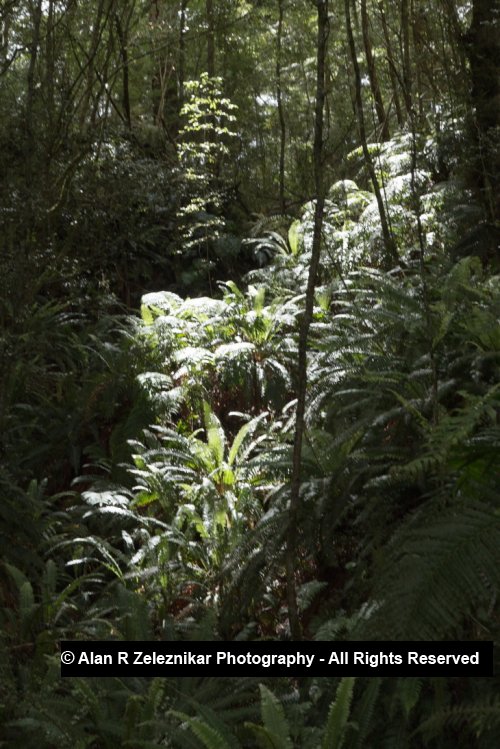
[60,640,494,678]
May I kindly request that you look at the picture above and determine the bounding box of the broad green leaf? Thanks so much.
[140,304,154,325]
[228,411,268,466]
[288,219,301,255]
[203,401,226,465]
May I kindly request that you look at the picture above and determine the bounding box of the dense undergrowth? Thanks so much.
[1,130,499,747]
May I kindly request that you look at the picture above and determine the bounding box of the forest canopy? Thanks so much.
[0,1,499,747]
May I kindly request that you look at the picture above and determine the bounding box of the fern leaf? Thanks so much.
[398,677,422,718]
[228,412,268,467]
[169,711,235,749]
[258,685,293,749]
[352,678,381,749]
[416,695,500,738]
[245,722,291,749]
[203,401,226,466]
[322,677,355,749]
[366,503,500,639]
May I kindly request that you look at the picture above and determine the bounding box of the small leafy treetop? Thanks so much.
[177,74,239,263]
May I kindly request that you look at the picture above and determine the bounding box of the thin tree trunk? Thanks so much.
[150,0,161,123]
[401,0,413,116]
[442,0,468,81]
[361,0,389,140]
[276,0,286,212]
[206,0,215,76]
[286,0,329,642]
[345,0,397,266]
[150,0,179,137]
[465,0,500,221]
[254,86,267,195]
[378,1,403,126]
[114,12,131,127]
[26,0,42,188]
[45,0,55,131]
[0,4,11,69]
[78,0,107,129]
[410,0,423,120]
[178,0,188,106]
[26,0,42,141]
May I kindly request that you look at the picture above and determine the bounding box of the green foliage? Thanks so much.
[1,1,498,745]
[176,74,240,288]
[173,679,358,749]
[322,677,355,749]
[170,710,237,749]
[138,280,298,418]
[4,171,499,748]
[249,683,293,749]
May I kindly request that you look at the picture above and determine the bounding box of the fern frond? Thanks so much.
[322,677,355,749]
[416,695,500,739]
[169,711,236,749]
[258,685,293,749]
[352,678,381,749]
[364,503,500,639]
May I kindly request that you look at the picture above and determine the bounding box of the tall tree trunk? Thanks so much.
[276,0,286,212]
[45,0,55,131]
[345,0,397,266]
[0,5,11,71]
[26,0,42,141]
[442,0,468,83]
[150,0,179,138]
[378,1,403,127]
[206,0,215,76]
[465,0,500,221]
[410,0,423,120]
[114,12,132,127]
[78,0,107,130]
[401,0,413,117]
[150,0,162,124]
[361,0,389,140]
[26,0,42,188]
[178,0,188,107]
[286,0,329,642]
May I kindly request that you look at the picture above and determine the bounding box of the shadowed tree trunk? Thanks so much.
[378,0,403,126]
[150,0,180,139]
[178,0,189,106]
[26,0,42,153]
[206,0,215,76]
[345,0,397,266]
[286,0,329,641]
[78,0,108,130]
[401,0,413,117]
[114,11,132,127]
[465,0,500,221]
[361,0,389,140]
[276,0,286,212]
[45,0,55,131]
[0,3,12,71]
